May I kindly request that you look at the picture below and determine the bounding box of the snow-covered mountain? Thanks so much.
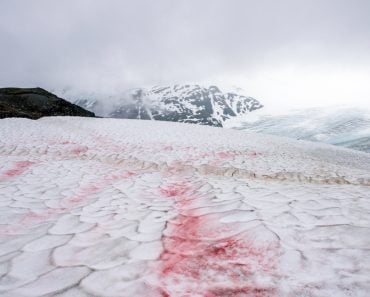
[1,117,369,296]
[72,84,263,127]
[225,106,370,153]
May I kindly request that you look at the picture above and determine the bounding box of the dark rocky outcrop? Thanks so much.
[0,87,95,119]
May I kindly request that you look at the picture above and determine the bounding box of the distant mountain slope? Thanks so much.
[226,107,370,153]
[0,88,95,120]
[73,85,262,127]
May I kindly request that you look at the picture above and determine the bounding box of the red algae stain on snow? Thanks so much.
[70,145,89,155]
[0,161,34,181]
[160,220,278,297]
[19,208,67,229]
[59,141,89,155]
[161,148,262,175]
[48,141,89,159]
[156,181,279,297]
[62,171,137,208]
[216,150,262,159]
[210,150,262,166]
[0,208,67,235]
[95,135,129,154]
[0,170,137,235]
[160,182,191,198]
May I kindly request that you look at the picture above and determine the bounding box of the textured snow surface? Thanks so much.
[0,117,370,297]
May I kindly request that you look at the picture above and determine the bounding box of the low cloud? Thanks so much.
[1,0,370,108]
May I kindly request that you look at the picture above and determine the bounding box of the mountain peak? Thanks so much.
[74,84,263,127]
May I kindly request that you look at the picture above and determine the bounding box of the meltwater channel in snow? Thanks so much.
[0,117,369,297]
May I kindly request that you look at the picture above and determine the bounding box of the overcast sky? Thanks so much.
[1,0,370,109]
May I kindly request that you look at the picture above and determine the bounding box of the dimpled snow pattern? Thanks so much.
[0,117,370,297]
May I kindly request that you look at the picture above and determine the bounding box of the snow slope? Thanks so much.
[0,117,369,297]
[72,84,263,127]
[225,106,370,153]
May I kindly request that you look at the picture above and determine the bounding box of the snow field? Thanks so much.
[0,117,369,296]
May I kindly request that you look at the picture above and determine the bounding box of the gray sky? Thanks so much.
[1,0,370,109]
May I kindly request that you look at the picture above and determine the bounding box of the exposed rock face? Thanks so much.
[0,87,95,119]
[74,85,263,127]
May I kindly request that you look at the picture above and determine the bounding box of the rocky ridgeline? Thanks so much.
[0,88,95,120]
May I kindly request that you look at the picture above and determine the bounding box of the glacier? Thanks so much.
[0,117,369,297]
[225,106,370,153]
